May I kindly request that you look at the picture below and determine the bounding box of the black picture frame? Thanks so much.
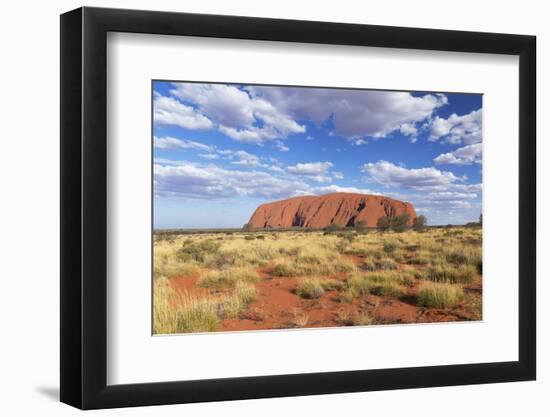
[60,6,536,410]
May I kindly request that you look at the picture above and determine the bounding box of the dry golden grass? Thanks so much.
[417,282,465,308]
[295,278,326,299]
[197,266,259,288]
[153,226,482,333]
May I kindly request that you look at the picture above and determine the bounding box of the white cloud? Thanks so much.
[198,153,219,160]
[362,160,462,191]
[389,189,481,225]
[215,149,262,168]
[312,185,377,195]
[287,161,333,175]
[247,86,447,140]
[306,135,314,141]
[267,165,285,174]
[229,151,261,168]
[434,143,482,165]
[153,95,213,130]
[275,141,290,152]
[287,161,335,182]
[154,161,311,200]
[153,136,213,151]
[400,123,418,137]
[429,108,482,144]
[332,171,344,180]
[169,83,305,143]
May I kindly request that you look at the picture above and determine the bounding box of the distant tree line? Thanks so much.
[243,214,432,234]
[376,214,427,233]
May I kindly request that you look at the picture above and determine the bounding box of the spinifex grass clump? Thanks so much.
[270,248,356,277]
[427,264,477,284]
[154,260,199,279]
[376,258,398,270]
[295,279,326,299]
[153,278,219,334]
[417,282,465,308]
[218,282,258,318]
[342,271,407,300]
[318,278,345,291]
[197,266,259,288]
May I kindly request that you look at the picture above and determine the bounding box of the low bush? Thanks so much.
[383,241,397,253]
[176,239,221,263]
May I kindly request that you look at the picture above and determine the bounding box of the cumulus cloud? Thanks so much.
[214,149,261,168]
[429,108,482,144]
[154,162,311,200]
[388,189,481,224]
[362,160,462,191]
[153,136,213,151]
[156,82,451,145]
[287,161,334,183]
[434,143,482,166]
[311,185,377,195]
[247,86,447,140]
[168,83,305,143]
[198,153,219,160]
[153,95,213,130]
[275,141,290,152]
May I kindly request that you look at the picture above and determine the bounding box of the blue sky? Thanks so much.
[153,81,482,228]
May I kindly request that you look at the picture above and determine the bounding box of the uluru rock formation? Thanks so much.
[248,193,416,229]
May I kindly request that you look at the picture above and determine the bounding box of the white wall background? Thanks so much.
[0,0,545,415]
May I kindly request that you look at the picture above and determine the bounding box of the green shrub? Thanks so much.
[377,216,392,232]
[412,215,427,232]
[176,239,221,263]
[324,223,344,233]
[391,214,410,233]
[383,241,397,253]
[354,220,368,233]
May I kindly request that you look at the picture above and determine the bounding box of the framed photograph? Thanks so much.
[60,6,536,409]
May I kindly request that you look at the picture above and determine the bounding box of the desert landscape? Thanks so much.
[152,81,483,335]
[153,193,482,334]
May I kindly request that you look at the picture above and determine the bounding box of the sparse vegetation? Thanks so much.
[417,282,465,308]
[412,215,427,232]
[197,266,259,288]
[296,279,326,299]
[154,225,482,333]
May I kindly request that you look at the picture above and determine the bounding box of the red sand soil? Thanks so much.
[248,192,416,229]
[168,256,482,332]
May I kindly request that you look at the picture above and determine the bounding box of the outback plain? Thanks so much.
[153,222,482,334]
